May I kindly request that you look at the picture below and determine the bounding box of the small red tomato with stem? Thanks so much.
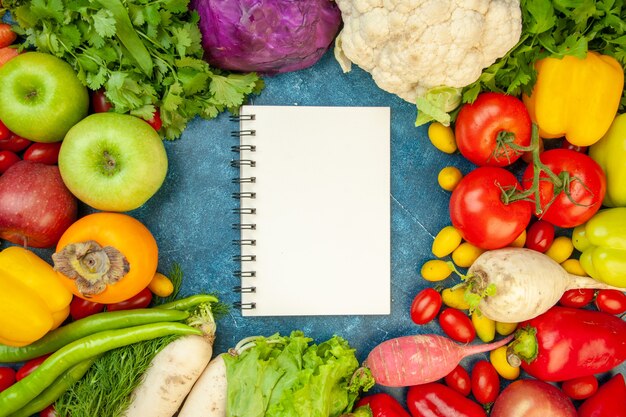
[70,297,105,321]
[106,287,153,311]
[558,289,595,308]
[0,150,21,174]
[0,367,16,392]
[595,289,626,315]
[471,360,500,405]
[23,142,63,165]
[561,375,598,400]
[439,308,476,343]
[445,364,472,396]
[525,220,555,253]
[16,354,51,381]
[410,288,442,325]
[455,92,532,167]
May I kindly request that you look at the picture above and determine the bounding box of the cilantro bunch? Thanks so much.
[6,0,263,139]
[463,0,626,109]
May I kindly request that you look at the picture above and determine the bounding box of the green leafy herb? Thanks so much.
[462,0,626,108]
[5,0,263,139]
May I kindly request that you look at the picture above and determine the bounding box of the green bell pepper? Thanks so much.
[589,113,626,207]
[573,207,626,288]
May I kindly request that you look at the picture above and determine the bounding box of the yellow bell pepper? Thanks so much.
[0,246,72,347]
[523,51,624,147]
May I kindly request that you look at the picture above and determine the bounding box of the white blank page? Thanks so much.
[237,105,390,316]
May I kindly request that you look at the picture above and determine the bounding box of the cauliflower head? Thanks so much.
[334,0,522,104]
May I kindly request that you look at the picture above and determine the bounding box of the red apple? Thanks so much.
[0,161,77,248]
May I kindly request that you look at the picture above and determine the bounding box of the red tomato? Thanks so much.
[23,142,63,165]
[91,89,112,113]
[0,366,16,392]
[450,166,532,249]
[558,289,595,308]
[455,92,532,167]
[561,139,587,154]
[16,354,51,381]
[0,150,20,174]
[522,149,606,228]
[0,120,11,141]
[70,297,105,321]
[595,289,626,315]
[39,404,57,417]
[525,220,555,253]
[561,375,598,400]
[145,109,162,131]
[410,288,442,325]
[407,383,487,417]
[0,134,31,153]
[471,360,500,405]
[439,308,475,343]
[106,287,153,311]
[444,364,472,396]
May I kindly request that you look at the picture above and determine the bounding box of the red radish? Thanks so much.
[364,333,513,387]
[464,247,624,323]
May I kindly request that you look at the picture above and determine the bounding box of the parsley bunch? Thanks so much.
[6,0,263,139]
[463,0,626,109]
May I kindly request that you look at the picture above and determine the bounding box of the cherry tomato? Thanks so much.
[471,360,500,405]
[561,139,587,154]
[410,288,442,325]
[444,364,472,396]
[561,375,598,400]
[595,289,626,315]
[16,354,51,381]
[23,142,63,165]
[0,150,20,174]
[525,220,555,253]
[558,289,595,308]
[450,166,532,250]
[0,134,32,152]
[70,297,105,321]
[106,287,153,311]
[455,92,532,167]
[91,89,112,113]
[39,404,57,417]
[0,120,11,141]
[145,109,162,131]
[0,366,16,392]
[522,149,606,228]
[439,308,475,343]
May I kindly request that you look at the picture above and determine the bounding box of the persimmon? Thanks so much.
[53,212,158,304]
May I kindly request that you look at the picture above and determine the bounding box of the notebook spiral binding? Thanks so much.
[230,113,257,311]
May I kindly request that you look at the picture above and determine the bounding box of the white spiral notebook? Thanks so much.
[231,105,391,316]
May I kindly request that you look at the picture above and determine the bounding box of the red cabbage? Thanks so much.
[190,0,342,74]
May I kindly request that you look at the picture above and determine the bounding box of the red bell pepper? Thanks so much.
[356,393,410,417]
[406,383,486,417]
[509,306,626,381]
[577,374,626,417]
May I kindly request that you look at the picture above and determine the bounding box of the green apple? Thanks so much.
[0,52,89,143]
[58,113,168,212]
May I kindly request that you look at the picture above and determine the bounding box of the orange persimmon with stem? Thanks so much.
[52,212,158,304]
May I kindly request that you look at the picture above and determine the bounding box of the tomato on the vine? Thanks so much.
[559,289,595,308]
[450,166,532,249]
[455,92,532,167]
[471,360,500,405]
[410,288,442,325]
[522,149,606,228]
[525,220,555,253]
[0,366,16,392]
[439,308,475,343]
[595,289,626,315]
[445,364,472,396]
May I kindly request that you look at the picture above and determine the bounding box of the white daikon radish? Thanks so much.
[122,305,216,417]
[465,247,625,323]
[177,354,228,417]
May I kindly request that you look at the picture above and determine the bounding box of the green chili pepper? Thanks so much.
[0,308,189,363]
[8,357,98,417]
[159,294,219,311]
[95,0,153,76]
[0,322,201,415]
[573,207,626,287]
